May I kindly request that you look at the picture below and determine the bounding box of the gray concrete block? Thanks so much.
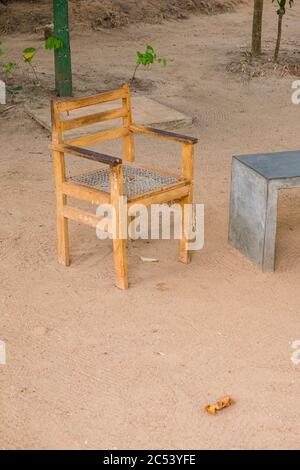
[229,152,300,272]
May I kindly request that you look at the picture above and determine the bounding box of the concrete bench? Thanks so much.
[229,151,300,272]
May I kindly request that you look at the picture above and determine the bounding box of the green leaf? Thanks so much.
[146,45,154,54]
[273,0,294,15]
[23,47,37,63]
[45,36,63,50]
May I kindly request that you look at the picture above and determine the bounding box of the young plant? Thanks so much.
[131,45,167,81]
[272,0,294,62]
[21,39,62,88]
[23,47,39,84]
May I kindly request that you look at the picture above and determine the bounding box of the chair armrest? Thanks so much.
[49,144,122,167]
[129,124,198,145]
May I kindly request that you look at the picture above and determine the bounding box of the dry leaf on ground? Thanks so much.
[204,396,235,415]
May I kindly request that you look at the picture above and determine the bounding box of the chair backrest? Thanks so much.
[51,84,133,156]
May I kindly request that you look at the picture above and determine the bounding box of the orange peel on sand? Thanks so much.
[204,396,235,415]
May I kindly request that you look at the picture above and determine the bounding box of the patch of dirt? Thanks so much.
[0,0,245,34]
[0,68,158,108]
[227,44,300,79]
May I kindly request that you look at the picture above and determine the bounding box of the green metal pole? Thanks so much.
[53,0,73,97]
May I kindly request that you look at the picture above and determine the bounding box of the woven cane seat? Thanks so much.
[70,164,179,198]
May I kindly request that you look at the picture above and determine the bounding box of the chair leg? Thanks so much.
[113,238,128,290]
[127,215,134,241]
[56,195,70,266]
[52,145,70,267]
[110,164,128,289]
[179,194,192,264]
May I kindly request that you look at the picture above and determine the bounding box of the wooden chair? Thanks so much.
[50,84,198,289]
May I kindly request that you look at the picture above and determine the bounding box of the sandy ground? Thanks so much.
[1,1,300,450]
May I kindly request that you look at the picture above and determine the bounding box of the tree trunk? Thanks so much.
[274,14,283,63]
[53,0,73,97]
[252,0,264,56]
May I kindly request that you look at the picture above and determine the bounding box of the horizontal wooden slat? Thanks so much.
[61,107,128,132]
[128,182,191,208]
[62,182,110,205]
[57,88,127,113]
[65,127,129,147]
[63,206,111,231]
